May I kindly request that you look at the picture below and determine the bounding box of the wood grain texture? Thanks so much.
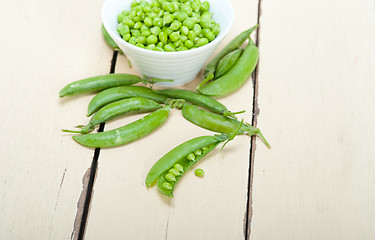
[0,0,113,239]
[251,0,375,239]
[84,0,261,239]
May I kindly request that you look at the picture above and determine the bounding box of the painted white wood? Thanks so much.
[251,0,375,239]
[84,0,260,239]
[0,0,113,239]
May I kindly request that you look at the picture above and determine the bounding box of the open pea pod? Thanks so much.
[146,123,243,198]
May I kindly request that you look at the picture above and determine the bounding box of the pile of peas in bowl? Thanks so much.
[116,0,220,52]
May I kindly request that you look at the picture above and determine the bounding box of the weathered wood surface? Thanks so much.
[1,0,375,239]
[251,0,375,239]
[0,0,113,239]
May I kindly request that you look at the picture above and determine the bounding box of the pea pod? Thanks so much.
[102,24,123,54]
[197,39,259,97]
[202,25,258,82]
[72,106,171,148]
[181,104,270,148]
[87,86,169,116]
[63,97,163,134]
[214,48,243,78]
[146,129,241,197]
[155,88,243,116]
[59,73,170,98]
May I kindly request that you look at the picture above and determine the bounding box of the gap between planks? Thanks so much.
[71,51,119,240]
[244,0,263,239]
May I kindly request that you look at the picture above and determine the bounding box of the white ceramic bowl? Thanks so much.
[102,0,234,87]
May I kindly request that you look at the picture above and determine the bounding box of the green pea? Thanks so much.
[133,15,143,22]
[169,168,180,176]
[200,1,210,12]
[130,0,138,8]
[176,11,188,22]
[180,25,189,35]
[184,39,194,49]
[194,149,202,156]
[183,18,195,29]
[134,21,142,29]
[173,39,182,48]
[187,153,195,162]
[170,20,182,30]
[162,182,172,190]
[180,5,193,16]
[197,37,209,47]
[176,45,188,51]
[150,0,159,8]
[150,26,162,35]
[144,17,153,27]
[131,29,141,37]
[165,173,176,182]
[122,33,131,41]
[193,23,201,35]
[135,43,145,48]
[147,35,158,45]
[163,13,174,26]
[202,28,215,41]
[179,34,188,43]
[212,23,220,36]
[143,5,152,13]
[195,169,204,177]
[123,18,135,28]
[191,2,200,12]
[129,36,137,45]
[164,43,175,52]
[200,16,211,28]
[153,17,163,27]
[146,44,156,50]
[140,25,149,32]
[158,31,168,43]
[162,27,173,36]
[141,30,151,37]
[154,46,164,51]
[117,23,130,36]
[187,30,196,41]
[174,164,184,173]
[169,31,180,42]
[156,41,164,48]
[163,2,175,13]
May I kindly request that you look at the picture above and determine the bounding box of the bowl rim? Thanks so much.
[101,0,234,57]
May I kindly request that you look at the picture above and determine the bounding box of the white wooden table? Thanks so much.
[1,0,374,239]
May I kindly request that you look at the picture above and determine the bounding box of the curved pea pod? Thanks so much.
[72,106,171,148]
[214,48,243,78]
[181,104,270,148]
[146,133,235,197]
[155,88,243,116]
[63,97,162,134]
[202,25,258,81]
[102,24,123,54]
[197,39,259,97]
[59,74,144,98]
[87,86,169,116]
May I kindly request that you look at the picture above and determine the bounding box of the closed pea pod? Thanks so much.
[72,105,171,148]
[181,104,270,148]
[101,24,123,54]
[87,86,169,116]
[201,25,258,83]
[155,88,244,116]
[214,48,243,78]
[59,73,171,98]
[197,39,259,97]
[63,97,162,134]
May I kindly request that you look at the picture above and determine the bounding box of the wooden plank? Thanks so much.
[84,0,261,239]
[251,0,375,239]
[0,0,114,239]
